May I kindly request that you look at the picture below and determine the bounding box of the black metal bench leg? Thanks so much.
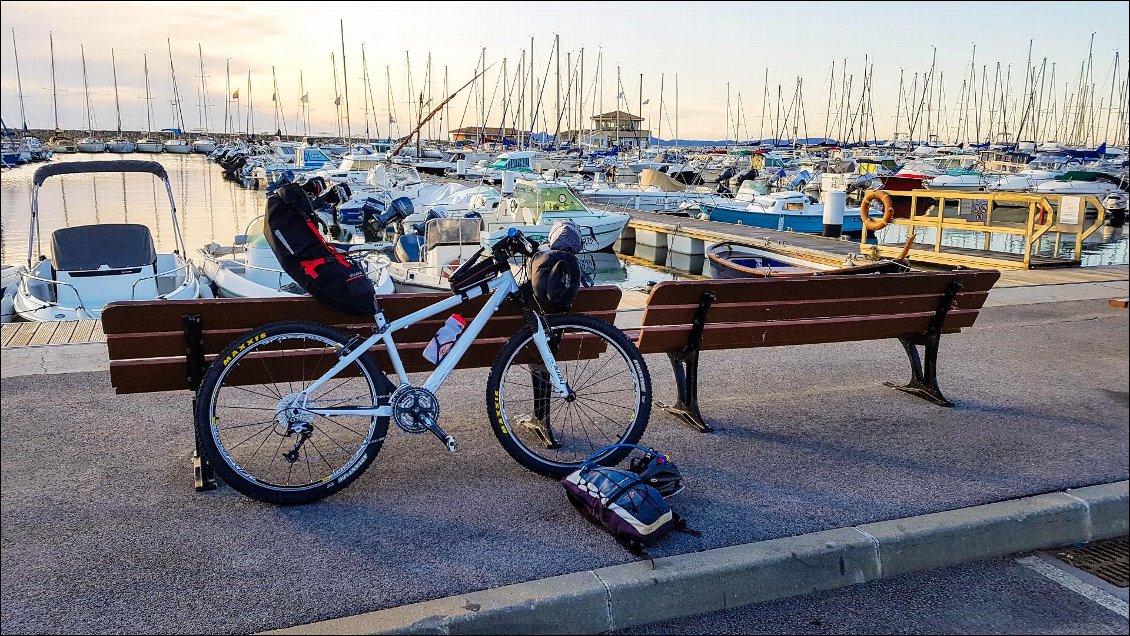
[658,350,714,432]
[883,280,963,407]
[184,314,217,492]
[191,396,218,491]
[520,366,561,449]
[885,336,953,407]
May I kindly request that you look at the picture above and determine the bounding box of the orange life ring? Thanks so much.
[440,259,461,279]
[860,190,895,232]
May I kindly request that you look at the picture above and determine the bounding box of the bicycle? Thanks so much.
[194,228,652,504]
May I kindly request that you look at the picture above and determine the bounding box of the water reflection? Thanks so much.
[0,154,265,264]
[877,222,1128,267]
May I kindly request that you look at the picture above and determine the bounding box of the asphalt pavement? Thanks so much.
[1,296,1127,634]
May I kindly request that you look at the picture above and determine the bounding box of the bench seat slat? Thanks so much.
[101,286,623,335]
[634,309,982,354]
[110,332,609,394]
[644,270,999,308]
[106,310,618,361]
[641,291,989,327]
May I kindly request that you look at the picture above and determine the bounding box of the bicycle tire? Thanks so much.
[485,313,651,478]
[194,321,389,505]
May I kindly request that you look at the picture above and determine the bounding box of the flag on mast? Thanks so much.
[232,89,239,98]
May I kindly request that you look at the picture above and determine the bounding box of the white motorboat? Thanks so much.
[581,168,728,212]
[198,217,394,299]
[385,217,486,293]
[11,160,207,321]
[480,179,629,253]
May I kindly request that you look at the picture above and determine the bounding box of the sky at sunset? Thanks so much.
[1,1,1127,141]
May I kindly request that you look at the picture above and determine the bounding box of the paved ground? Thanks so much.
[1,297,1127,634]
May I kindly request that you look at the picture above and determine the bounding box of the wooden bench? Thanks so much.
[103,268,1000,490]
[102,286,624,490]
[626,268,1001,432]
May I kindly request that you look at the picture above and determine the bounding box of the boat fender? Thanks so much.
[440,259,461,279]
[1,282,16,324]
[860,190,894,232]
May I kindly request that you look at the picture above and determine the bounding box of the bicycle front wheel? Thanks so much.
[486,313,651,478]
[195,321,389,505]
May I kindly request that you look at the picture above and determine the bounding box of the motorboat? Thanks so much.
[581,168,731,213]
[481,179,629,252]
[385,216,485,293]
[706,241,908,279]
[1033,171,1128,197]
[47,133,77,154]
[198,217,394,298]
[11,160,207,321]
[414,149,491,177]
[698,190,866,236]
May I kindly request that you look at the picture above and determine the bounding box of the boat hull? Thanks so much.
[700,203,865,236]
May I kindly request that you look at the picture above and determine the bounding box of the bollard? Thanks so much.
[823,190,846,238]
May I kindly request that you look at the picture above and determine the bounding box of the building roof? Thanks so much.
[592,110,643,122]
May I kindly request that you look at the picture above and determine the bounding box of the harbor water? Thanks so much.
[0,154,700,291]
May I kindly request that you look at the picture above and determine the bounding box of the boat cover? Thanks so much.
[51,224,156,271]
[33,160,169,186]
[638,169,686,192]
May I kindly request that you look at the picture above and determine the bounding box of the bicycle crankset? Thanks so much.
[390,385,456,452]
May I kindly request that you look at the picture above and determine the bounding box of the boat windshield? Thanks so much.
[515,184,587,213]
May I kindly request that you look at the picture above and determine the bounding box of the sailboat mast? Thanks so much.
[675,73,679,149]
[80,45,93,134]
[340,20,352,143]
[143,53,154,135]
[12,29,28,130]
[112,49,123,134]
[50,32,60,130]
[331,53,342,139]
[198,43,211,135]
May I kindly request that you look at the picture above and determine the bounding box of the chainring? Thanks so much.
[390,385,440,434]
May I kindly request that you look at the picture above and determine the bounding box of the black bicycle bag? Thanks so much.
[264,183,376,315]
[528,248,581,312]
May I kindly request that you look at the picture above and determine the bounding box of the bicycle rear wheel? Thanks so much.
[194,321,389,505]
[486,313,651,478]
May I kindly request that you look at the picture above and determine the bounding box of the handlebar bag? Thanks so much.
[264,183,376,315]
[528,248,581,312]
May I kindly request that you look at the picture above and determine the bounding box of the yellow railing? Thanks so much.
[862,189,1108,269]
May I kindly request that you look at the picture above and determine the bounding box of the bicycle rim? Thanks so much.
[495,320,646,470]
[205,330,382,494]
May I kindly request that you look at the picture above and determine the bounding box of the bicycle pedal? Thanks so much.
[444,436,457,453]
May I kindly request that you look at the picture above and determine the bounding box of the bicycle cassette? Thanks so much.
[390,386,440,434]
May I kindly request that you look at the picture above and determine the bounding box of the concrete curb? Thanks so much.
[261,481,1128,635]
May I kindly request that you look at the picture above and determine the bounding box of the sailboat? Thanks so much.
[191,44,217,154]
[163,40,191,154]
[75,45,107,152]
[135,53,163,153]
[46,32,77,154]
[106,49,135,153]
[10,28,51,161]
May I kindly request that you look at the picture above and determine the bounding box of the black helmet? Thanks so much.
[389,196,415,220]
[629,450,685,498]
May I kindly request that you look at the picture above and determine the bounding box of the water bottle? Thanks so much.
[423,314,467,365]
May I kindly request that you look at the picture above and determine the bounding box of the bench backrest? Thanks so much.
[103,286,622,393]
[634,270,1000,354]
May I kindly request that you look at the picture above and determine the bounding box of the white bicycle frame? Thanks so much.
[296,267,570,418]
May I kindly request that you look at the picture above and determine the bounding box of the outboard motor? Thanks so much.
[1103,191,1127,228]
[732,167,759,191]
